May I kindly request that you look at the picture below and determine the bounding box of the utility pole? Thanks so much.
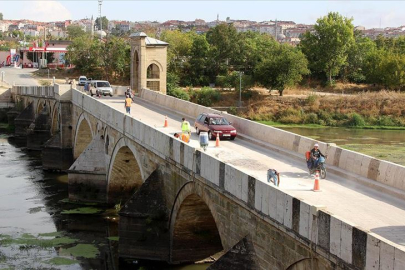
[98,0,103,39]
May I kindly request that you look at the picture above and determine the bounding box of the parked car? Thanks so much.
[78,76,88,86]
[90,80,113,97]
[194,113,237,140]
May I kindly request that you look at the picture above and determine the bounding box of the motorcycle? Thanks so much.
[306,154,327,179]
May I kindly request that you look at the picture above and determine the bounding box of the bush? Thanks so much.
[195,87,221,107]
[168,87,190,101]
[376,115,395,126]
[304,113,319,124]
[347,113,365,127]
[306,94,318,106]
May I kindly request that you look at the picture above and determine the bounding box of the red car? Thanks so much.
[194,113,237,140]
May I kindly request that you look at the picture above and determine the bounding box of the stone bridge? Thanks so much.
[8,85,405,270]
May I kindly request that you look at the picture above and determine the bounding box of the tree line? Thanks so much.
[66,12,405,92]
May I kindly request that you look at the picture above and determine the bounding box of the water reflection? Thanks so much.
[0,135,210,270]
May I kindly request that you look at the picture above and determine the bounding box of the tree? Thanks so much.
[206,23,239,80]
[344,31,376,83]
[187,34,210,86]
[66,25,87,40]
[66,35,103,75]
[255,45,309,96]
[102,36,130,82]
[95,16,109,32]
[300,12,354,83]
[0,13,3,20]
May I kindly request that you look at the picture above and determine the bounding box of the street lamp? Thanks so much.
[239,71,244,107]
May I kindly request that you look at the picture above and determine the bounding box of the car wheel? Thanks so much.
[230,136,235,141]
[109,94,113,97]
[208,131,214,140]
[196,127,200,135]
[90,90,93,97]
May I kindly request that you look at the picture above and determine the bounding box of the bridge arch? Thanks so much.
[50,104,59,135]
[286,258,326,270]
[73,113,93,159]
[36,100,47,115]
[107,137,144,204]
[169,182,223,263]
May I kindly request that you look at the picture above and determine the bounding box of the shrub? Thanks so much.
[376,115,395,126]
[195,87,221,107]
[228,106,237,115]
[306,94,318,106]
[304,113,319,124]
[347,113,365,127]
[168,87,190,101]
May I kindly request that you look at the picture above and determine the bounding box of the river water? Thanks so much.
[0,134,209,270]
[279,127,405,166]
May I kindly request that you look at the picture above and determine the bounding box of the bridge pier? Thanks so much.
[68,136,107,203]
[27,105,51,150]
[13,102,35,137]
[119,169,171,262]
[42,133,73,171]
[43,101,73,171]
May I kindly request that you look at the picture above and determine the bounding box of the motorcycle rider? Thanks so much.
[310,143,325,170]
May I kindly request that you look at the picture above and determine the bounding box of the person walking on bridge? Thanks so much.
[124,94,132,115]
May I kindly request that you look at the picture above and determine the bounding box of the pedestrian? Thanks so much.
[125,94,132,114]
[84,82,89,92]
[126,87,134,101]
[181,117,191,136]
[267,169,280,187]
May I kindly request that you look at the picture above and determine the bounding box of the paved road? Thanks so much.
[98,95,405,247]
[1,67,39,86]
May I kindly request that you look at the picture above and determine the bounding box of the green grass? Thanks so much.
[39,232,62,237]
[59,198,99,206]
[107,236,119,241]
[0,235,77,248]
[61,244,99,259]
[45,257,79,266]
[61,207,103,215]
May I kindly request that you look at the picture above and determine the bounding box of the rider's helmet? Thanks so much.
[314,143,319,147]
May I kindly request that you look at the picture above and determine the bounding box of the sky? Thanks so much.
[1,0,404,29]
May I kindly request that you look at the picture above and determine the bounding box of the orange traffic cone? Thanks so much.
[215,133,220,147]
[313,171,321,192]
[164,116,168,128]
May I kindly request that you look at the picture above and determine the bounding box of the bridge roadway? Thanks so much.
[97,95,405,247]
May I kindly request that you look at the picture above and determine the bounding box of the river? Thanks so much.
[279,127,405,166]
[0,134,210,270]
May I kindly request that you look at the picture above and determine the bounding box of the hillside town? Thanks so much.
[1,16,405,45]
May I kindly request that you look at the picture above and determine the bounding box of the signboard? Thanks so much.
[10,49,16,64]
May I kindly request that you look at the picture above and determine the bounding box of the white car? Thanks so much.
[78,76,87,86]
[90,80,113,97]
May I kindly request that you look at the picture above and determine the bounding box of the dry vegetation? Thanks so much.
[211,87,405,127]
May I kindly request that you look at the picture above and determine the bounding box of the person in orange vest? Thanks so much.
[174,132,190,143]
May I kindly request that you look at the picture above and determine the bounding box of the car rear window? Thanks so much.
[97,82,110,87]
[210,117,229,125]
